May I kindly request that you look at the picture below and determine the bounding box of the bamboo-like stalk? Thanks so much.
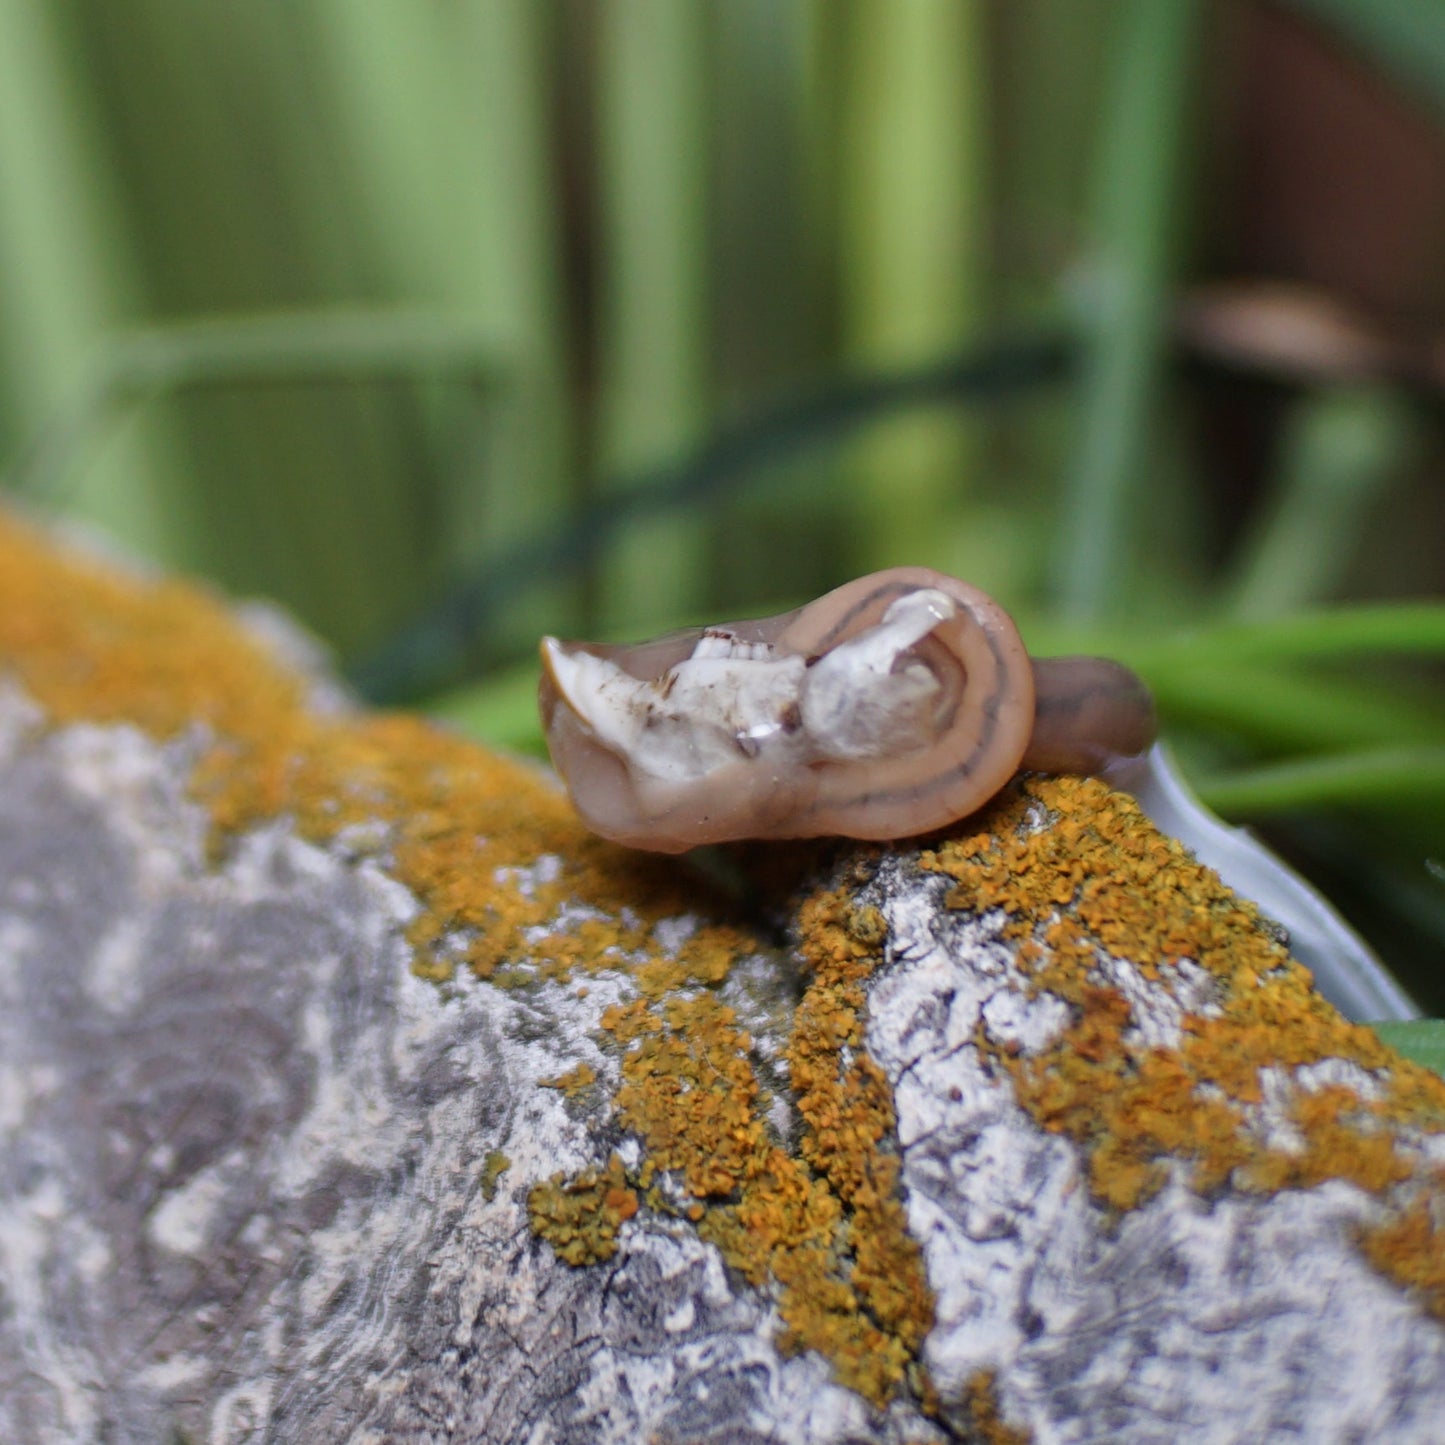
[593,0,710,636]
[0,3,183,561]
[1055,0,1201,621]
[836,0,987,574]
[307,0,573,658]
[1224,387,1414,619]
[447,0,574,658]
[706,0,832,607]
[299,0,494,557]
[983,0,1115,540]
[53,0,437,653]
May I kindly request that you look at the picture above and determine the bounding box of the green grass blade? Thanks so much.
[837,0,987,573]
[1144,662,1445,755]
[1122,602,1445,672]
[1196,746,1445,816]
[1287,0,1445,121]
[1056,0,1201,620]
[594,0,710,635]
[1369,1020,1445,1078]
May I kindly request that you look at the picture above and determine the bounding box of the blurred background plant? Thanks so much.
[0,1,1441,1007]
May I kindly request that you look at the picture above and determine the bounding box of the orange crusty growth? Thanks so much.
[530,878,935,1408]
[960,1370,1031,1445]
[1357,1174,1445,1325]
[922,774,1445,1316]
[0,510,741,984]
[527,1153,639,1265]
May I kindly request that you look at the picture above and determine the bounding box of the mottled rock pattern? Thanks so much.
[0,709,932,1443]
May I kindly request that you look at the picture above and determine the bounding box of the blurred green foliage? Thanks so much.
[1371,1020,1445,1079]
[0,1,1441,998]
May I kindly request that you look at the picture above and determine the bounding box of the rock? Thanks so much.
[1,509,1443,1444]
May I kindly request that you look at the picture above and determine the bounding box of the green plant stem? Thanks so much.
[594,0,709,634]
[1196,746,1445,816]
[839,0,986,571]
[1123,602,1445,671]
[7,309,503,504]
[1287,0,1445,122]
[1056,0,1200,621]
[1156,664,1443,754]
[0,2,183,560]
[1225,386,1413,619]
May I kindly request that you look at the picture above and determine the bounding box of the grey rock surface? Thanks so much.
[0,700,927,1443]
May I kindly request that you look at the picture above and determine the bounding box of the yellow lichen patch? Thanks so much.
[480,1150,512,1202]
[20,513,1441,1400]
[924,773,1445,1310]
[787,889,933,1381]
[528,1154,639,1265]
[0,511,753,998]
[959,1370,1030,1445]
[1238,1083,1413,1196]
[1357,1175,1445,1323]
[0,517,307,742]
[540,1062,598,1099]
[554,882,935,1409]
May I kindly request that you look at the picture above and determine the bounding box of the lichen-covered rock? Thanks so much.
[1,509,1443,1444]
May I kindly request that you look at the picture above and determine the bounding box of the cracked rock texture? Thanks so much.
[865,865,1445,1440]
[2,512,1444,1444]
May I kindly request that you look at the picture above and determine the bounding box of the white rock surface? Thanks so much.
[862,857,1445,1443]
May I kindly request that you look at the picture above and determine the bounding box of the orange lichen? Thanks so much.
[557,881,935,1408]
[0,511,747,995]
[527,1154,639,1265]
[924,773,1445,1311]
[540,1062,598,1098]
[959,1371,1030,1445]
[526,882,937,1407]
[1357,1174,1445,1323]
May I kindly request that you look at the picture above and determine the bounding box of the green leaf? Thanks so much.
[425,660,547,759]
[1196,745,1445,816]
[1055,0,1202,619]
[1369,1019,1445,1079]
[1287,0,1445,122]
